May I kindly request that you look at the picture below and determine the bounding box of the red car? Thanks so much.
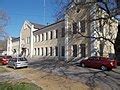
[80,56,117,70]
[0,56,12,65]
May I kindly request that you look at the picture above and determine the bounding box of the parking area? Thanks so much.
[29,58,120,90]
[0,57,120,90]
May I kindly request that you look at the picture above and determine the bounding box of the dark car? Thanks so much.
[80,56,117,70]
[0,55,12,65]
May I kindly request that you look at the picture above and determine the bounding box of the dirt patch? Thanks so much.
[12,68,94,90]
[3,66,102,90]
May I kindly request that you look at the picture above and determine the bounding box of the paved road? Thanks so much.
[28,59,120,90]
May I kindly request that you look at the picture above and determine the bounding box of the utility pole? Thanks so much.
[44,0,46,24]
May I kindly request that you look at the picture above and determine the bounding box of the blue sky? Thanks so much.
[0,0,58,37]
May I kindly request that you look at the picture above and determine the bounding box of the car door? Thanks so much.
[91,57,101,68]
[8,58,13,67]
[0,56,2,64]
[87,57,99,68]
[85,57,94,67]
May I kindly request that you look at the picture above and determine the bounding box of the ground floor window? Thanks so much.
[61,46,65,57]
[50,47,52,56]
[38,48,40,55]
[45,47,48,56]
[73,45,77,57]
[41,48,43,56]
[55,46,58,56]
[80,44,86,57]
[34,48,36,56]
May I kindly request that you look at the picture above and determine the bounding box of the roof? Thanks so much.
[12,37,20,42]
[30,22,45,29]
[33,19,65,33]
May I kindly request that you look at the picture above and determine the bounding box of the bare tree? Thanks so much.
[0,10,9,39]
[0,10,9,50]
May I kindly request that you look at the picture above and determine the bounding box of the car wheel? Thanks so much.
[101,65,107,71]
[13,65,16,69]
[81,63,85,67]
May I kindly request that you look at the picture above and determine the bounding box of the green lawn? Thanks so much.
[0,82,42,90]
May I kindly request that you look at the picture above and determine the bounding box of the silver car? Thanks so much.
[8,57,28,69]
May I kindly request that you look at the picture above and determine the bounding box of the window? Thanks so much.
[45,47,48,56]
[118,25,120,31]
[73,45,77,57]
[42,34,44,41]
[50,31,53,39]
[100,43,103,56]
[80,44,86,57]
[34,48,36,55]
[50,47,52,56]
[26,37,30,44]
[56,30,58,38]
[81,20,85,33]
[73,22,77,34]
[33,36,35,42]
[35,36,37,42]
[38,48,40,55]
[61,27,65,37]
[46,32,48,40]
[41,48,43,56]
[61,46,65,56]
[55,46,58,56]
[38,35,40,42]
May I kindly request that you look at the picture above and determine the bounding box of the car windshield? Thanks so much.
[18,58,27,61]
[10,58,17,62]
[7,56,12,58]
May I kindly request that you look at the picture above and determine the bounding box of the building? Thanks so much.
[7,37,20,56]
[20,20,44,57]
[33,20,65,60]
[7,19,66,60]
[65,0,118,61]
[7,0,118,61]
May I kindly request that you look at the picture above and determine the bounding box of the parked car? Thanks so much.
[0,55,12,65]
[8,57,28,69]
[117,60,120,66]
[80,56,117,70]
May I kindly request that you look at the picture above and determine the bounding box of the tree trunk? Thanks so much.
[114,25,120,61]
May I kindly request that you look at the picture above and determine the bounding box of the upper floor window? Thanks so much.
[42,34,44,41]
[35,35,37,42]
[26,37,30,44]
[56,30,58,38]
[50,31,53,39]
[46,32,48,40]
[80,20,85,33]
[38,35,40,42]
[61,27,65,37]
[73,22,77,34]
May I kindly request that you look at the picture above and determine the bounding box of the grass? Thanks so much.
[0,66,8,73]
[0,82,42,90]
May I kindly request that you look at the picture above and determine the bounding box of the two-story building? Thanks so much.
[7,0,118,61]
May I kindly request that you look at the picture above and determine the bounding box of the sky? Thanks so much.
[0,0,59,37]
